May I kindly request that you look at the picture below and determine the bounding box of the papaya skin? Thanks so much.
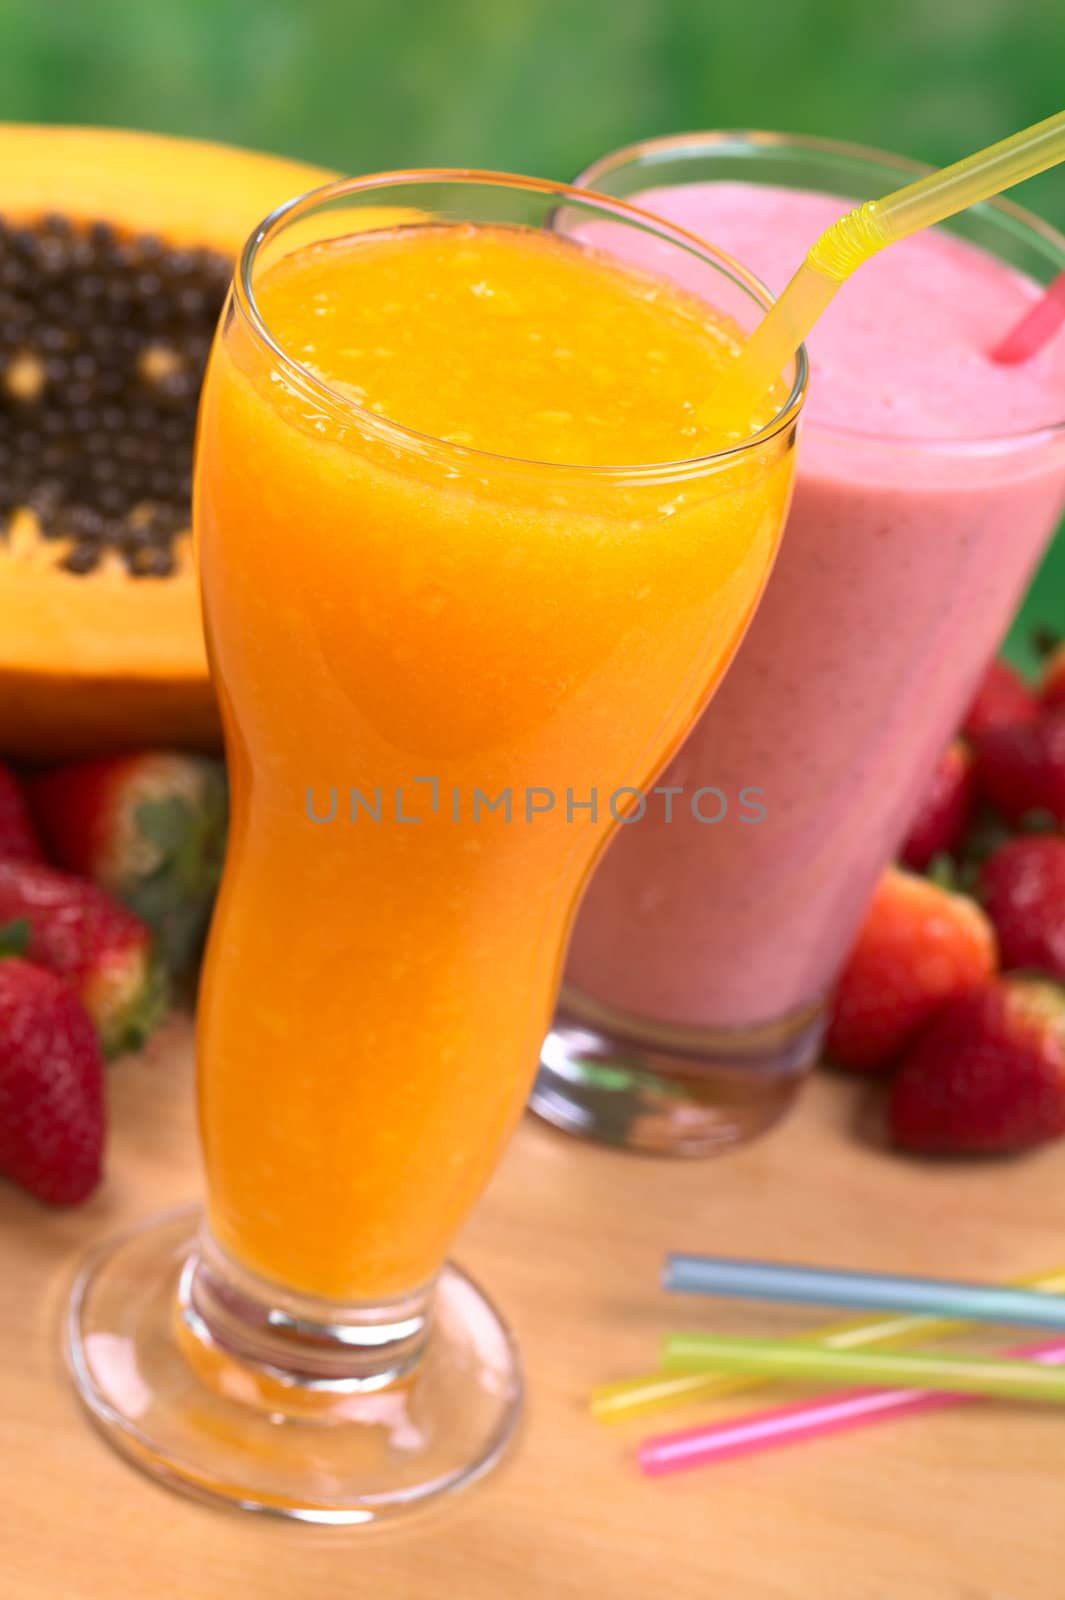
[0,126,335,759]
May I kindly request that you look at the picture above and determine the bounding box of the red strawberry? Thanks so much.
[890,976,1065,1155]
[1042,642,1065,712]
[0,761,43,862]
[900,741,974,871]
[972,707,1065,827]
[31,753,227,974]
[962,658,1039,740]
[0,861,166,1058]
[980,835,1065,981]
[0,946,105,1203]
[827,867,997,1074]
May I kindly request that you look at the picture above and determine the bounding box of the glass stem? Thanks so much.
[179,1226,433,1393]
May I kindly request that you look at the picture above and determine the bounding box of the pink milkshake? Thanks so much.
[534,133,1065,1154]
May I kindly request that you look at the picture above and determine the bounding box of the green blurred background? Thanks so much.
[1,0,1062,655]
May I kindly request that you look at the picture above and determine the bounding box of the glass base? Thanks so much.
[66,1207,522,1524]
[532,989,824,1156]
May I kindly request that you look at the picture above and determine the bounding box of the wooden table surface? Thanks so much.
[3,1011,1063,1599]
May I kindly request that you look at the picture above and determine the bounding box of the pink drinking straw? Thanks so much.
[989,267,1065,364]
[638,1336,1065,1477]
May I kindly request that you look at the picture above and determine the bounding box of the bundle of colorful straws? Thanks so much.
[594,1256,1065,1475]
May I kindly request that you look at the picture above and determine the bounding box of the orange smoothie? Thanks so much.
[194,221,797,1301]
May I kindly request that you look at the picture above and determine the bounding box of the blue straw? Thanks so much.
[664,1254,1065,1330]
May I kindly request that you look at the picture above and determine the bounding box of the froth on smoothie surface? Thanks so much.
[636,181,1065,440]
[252,222,772,465]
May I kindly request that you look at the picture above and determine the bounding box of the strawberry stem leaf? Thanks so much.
[122,770,227,974]
[1030,626,1062,662]
[926,854,957,891]
[135,795,195,857]
[1019,808,1058,835]
[0,918,30,959]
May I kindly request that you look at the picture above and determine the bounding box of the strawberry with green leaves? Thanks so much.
[890,976,1065,1156]
[0,860,166,1058]
[31,752,227,974]
[827,867,997,1074]
[0,921,105,1205]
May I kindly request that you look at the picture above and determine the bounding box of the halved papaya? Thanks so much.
[0,125,334,757]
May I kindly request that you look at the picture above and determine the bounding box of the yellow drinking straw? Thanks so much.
[707,107,1065,431]
[591,1267,1065,1422]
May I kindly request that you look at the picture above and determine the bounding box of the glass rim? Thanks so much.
[577,129,1065,455]
[232,167,808,481]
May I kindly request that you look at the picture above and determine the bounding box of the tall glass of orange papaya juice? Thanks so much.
[66,172,805,1521]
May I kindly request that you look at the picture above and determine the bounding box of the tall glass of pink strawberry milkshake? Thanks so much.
[534,132,1065,1154]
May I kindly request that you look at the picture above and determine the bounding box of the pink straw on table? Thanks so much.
[638,1335,1065,1477]
[989,268,1065,364]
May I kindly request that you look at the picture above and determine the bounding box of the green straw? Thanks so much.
[663,1332,1065,1404]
